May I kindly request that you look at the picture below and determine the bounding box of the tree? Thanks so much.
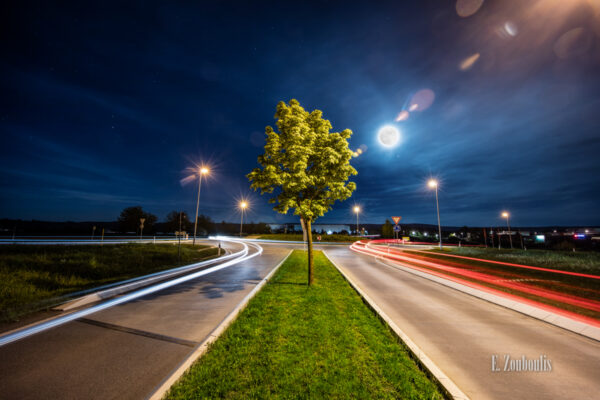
[117,206,157,234]
[382,219,393,238]
[165,211,192,233]
[195,214,214,236]
[248,99,357,285]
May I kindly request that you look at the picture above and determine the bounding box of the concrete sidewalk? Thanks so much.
[325,246,600,400]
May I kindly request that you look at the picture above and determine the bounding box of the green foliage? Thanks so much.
[167,250,443,399]
[195,214,215,235]
[247,99,357,222]
[117,206,157,233]
[382,219,394,238]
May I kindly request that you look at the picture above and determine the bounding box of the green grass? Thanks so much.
[256,233,362,242]
[0,243,219,322]
[428,247,600,274]
[413,247,600,319]
[167,250,444,399]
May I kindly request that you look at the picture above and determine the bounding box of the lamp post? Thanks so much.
[178,211,182,262]
[353,206,360,236]
[239,201,248,237]
[193,166,209,245]
[502,211,513,249]
[428,179,443,249]
[139,218,145,241]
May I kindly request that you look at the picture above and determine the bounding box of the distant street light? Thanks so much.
[353,206,360,235]
[193,166,210,245]
[428,179,443,249]
[502,211,513,249]
[239,201,248,237]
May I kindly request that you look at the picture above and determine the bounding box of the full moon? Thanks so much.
[377,125,400,148]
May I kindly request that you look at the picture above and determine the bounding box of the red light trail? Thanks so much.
[350,240,600,327]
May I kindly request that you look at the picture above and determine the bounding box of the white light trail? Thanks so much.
[0,239,263,347]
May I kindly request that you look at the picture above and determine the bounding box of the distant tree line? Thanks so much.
[115,206,271,236]
[0,206,270,236]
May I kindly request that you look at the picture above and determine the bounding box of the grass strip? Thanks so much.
[167,250,443,399]
[428,247,600,275]
[0,243,218,322]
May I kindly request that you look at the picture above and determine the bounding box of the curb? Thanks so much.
[146,249,293,400]
[323,251,470,400]
[375,257,600,342]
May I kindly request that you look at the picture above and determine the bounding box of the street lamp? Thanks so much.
[139,218,145,241]
[502,211,513,249]
[428,179,443,249]
[353,206,360,235]
[193,166,210,245]
[239,201,248,237]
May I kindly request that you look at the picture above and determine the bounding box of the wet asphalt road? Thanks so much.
[0,241,290,400]
[324,246,600,400]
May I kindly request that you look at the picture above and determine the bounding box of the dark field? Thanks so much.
[0,243,219,322]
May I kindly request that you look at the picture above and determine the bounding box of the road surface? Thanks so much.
[2,240,599,400]
[0,241,289,399]
[325,246,600,400]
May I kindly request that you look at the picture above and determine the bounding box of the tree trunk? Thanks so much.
[300,217,307,242]
[306,219,314,286]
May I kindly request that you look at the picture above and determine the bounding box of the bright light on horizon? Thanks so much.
[200,167,209,175]
[502,211,509,218]
[353,206,360,213]
[428,179,438,188]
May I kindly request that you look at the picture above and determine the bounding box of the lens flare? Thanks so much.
[395,110,409,121]
[504,21,518,36]
[554,27,592,59]
[409,89,435,112]
[459,53,480,71]
[456,0,484,18]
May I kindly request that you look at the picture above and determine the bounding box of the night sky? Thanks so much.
[1,0,599,227]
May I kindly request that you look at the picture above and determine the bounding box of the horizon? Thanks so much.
[2,217,598,231]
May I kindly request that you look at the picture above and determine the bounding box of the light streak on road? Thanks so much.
[0,239,263,347]
[367,239,600,280]
[350,240,600,327]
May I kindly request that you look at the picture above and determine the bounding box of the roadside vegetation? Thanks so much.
[0,243,219,323]
[429,247,600,274]
[255,233,361,242]
[167,250,443,399]
[412,247,600,319]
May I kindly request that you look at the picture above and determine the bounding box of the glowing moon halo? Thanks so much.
[377,125,401,148]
